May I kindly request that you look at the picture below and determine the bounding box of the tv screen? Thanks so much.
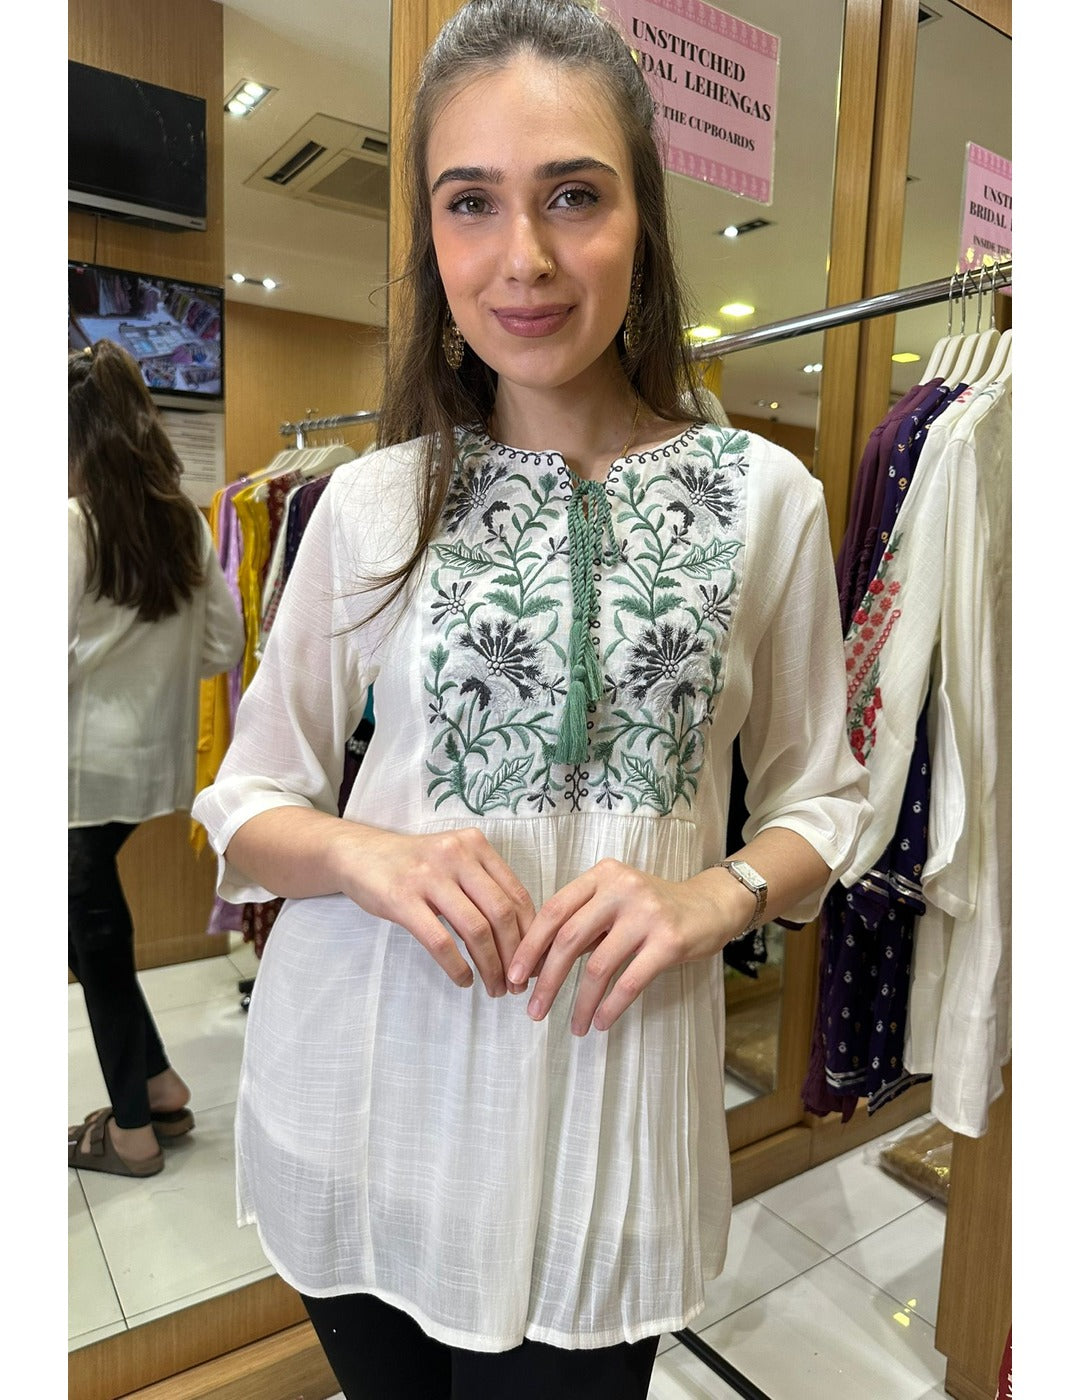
[68,61,207,232]
[69,261,224,408]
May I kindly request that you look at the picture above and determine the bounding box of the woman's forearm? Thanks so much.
[686,826,831,936]
[224,806,375,900]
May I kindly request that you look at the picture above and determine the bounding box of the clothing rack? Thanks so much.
[688,258,1011,360]
[280,408,381,448]
[676,254,1012,1400]
[272,258,1010,1400]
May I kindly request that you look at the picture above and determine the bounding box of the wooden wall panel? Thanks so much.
[387,0,466,335]
[951,0,1010,35]
[812,0,883,555]
[936,1063,1012,1400]
[223,302,385,482]
[851,0,920,470]
[68,1275,309,1400]
[68,0,224,286]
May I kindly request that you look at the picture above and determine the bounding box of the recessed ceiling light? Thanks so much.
[224,79,276,116]
[715,218,773,239]
[892,351,921,363]
[229,273,281,290]
[686,324,723,342]
[802,362,823,373]
[719,302,755,318]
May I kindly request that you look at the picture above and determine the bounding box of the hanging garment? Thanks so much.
[836,376,1011,1137]
[803,382,958,1119]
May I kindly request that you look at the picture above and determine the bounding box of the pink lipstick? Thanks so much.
[492,305,573,337]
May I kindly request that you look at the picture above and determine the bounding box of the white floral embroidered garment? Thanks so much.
[192,423,871,1351]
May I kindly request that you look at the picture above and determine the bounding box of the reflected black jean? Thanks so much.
[68,822,170,1128]
[301,1291,660,1400]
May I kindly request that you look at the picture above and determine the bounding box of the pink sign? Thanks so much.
[603,0,779,204]
[958,142,1011,273]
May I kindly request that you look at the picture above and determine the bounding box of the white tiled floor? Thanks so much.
[69,946,950,1398]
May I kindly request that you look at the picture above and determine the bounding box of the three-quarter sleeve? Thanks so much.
[735,453,872,922]
[191,447,419,902]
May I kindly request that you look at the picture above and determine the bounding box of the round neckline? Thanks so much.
[461,420,706,468]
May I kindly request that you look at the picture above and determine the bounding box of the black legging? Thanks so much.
[68,822,170,1129]
[301,1292,659,1400]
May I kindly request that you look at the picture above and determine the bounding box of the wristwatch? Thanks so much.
[718,859,768,935]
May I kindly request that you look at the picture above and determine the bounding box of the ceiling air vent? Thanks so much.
[246,115,390,220]
[268,141,327,186]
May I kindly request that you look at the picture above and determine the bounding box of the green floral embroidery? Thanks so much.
[424,429,750,814]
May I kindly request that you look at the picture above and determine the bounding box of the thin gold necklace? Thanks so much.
[616,396,642,462]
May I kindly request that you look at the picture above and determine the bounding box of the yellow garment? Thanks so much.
[191,486,234,853]
[232,482,273,693]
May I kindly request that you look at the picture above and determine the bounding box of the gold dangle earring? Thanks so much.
[622,262,644,358]
[442,311,465,370]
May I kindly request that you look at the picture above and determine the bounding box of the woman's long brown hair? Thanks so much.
[68,338,205,622]
[372,0,706,624]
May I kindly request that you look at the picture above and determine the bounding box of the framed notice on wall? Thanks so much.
[603,0,780,203]
[161,409,225,509]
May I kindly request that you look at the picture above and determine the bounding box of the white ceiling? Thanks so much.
[219,0,1011,429]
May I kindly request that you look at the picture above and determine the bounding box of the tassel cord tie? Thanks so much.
[553,479,620,765]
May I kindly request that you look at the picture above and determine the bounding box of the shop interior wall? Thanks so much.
[68,0,387,971]
[69,0,227,971]
[223,303,385,483]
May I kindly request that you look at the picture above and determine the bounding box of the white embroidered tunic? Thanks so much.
[193,423,871,1351]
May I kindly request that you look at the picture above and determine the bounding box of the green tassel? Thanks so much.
[553,671,590,765]
[580,627,603,701]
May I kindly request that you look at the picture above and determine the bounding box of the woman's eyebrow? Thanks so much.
[430,156,619,195]
[431,165,501,195]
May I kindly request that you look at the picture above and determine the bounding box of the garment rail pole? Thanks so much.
[280,408,381,448]
[673,1329,776,1400]
[689,258,1012,359]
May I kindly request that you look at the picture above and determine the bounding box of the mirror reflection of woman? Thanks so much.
[193,2,871,1395]
[69,339,244,1178]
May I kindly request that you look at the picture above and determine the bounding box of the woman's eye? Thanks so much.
[553,186,599,210]
[448,192,491,216]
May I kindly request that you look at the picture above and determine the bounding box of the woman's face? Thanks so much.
[427,53,640,398]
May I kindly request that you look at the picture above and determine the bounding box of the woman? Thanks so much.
[69,338,244,1178]
[192,1,871,1394]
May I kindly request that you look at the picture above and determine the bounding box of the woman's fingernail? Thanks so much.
[508,963,524,983]
[507,980,526,995]
[527,996,543,1020]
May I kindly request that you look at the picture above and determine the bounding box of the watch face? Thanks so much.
[730,860,767,892]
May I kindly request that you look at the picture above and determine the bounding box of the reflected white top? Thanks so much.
[68,497,245,826]
[193,423,871,1350]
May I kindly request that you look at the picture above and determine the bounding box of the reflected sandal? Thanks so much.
[151,1108,195,1142]
[68,1108,164,1178]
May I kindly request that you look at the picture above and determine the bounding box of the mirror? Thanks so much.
[887,1,1012,399]
[68,0,853,1371]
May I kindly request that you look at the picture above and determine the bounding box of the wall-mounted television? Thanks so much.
[68,61,208,232]
[69,261,224,411]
